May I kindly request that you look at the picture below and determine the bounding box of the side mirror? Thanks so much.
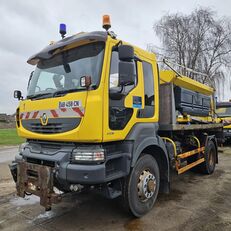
[118,61,135,86]
[118,45,134,61]
[80,76,92,89]
[14,90,22,100]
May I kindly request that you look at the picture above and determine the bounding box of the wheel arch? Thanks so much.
[131,136,170,193]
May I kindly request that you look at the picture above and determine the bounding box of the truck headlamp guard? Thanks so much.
[71,148,105,163]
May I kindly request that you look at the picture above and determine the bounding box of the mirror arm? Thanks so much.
[119,85,124,93]
[115,40,122,48]
[134,56,142,62]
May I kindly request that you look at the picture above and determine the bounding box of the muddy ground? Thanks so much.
[0,146,231,231]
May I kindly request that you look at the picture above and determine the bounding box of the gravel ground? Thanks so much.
[0,146,231,231]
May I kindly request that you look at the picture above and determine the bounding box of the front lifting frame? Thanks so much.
[17,161,61,210]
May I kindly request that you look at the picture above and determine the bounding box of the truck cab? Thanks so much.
[216,101,231,142]
[16,31,159,143]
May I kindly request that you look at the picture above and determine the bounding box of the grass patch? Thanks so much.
[0,129,25,146]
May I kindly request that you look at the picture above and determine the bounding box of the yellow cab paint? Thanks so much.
[17,90,104,142]
[17,37,111,143]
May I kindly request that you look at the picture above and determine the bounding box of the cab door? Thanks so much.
[103,41,144,142]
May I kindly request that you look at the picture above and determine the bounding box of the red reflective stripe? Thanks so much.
[25,112,30,119]
[32,111,39,119]
[61,108,67,112]
[20,113,24,119]
[72,107,84,117]
[50,110,59,118]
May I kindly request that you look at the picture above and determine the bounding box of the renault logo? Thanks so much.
[40,113,48,126]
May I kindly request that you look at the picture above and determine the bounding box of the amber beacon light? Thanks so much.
[102,15,111,31]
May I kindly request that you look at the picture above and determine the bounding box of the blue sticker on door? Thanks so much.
[133,96,142,108]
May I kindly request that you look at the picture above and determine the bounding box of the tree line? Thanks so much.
[151,7,231,92]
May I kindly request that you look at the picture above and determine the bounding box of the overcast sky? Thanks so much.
[0,0,230,114]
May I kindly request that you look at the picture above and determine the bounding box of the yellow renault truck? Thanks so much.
[216,101,231,142]
[10,16,223,217]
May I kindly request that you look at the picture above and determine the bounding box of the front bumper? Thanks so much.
[9,141,132,209]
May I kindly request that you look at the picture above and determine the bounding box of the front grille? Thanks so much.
[30,122,62,133]
[22,118,81,134]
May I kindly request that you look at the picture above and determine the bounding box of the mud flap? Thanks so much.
[16,161,61,210]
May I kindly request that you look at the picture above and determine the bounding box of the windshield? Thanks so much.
[27,42,105,99]
[216,107,231,117]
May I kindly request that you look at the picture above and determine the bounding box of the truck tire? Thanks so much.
[199,140,216,174]
[122,154,160,217]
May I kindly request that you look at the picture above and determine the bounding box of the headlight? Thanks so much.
[18,142,27,154]
[71,147,105,163]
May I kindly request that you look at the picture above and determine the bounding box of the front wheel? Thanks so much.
[122,154,160,217]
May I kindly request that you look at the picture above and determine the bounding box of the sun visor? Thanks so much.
[27,31,107,65]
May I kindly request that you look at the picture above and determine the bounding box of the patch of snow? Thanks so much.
[35,210,55,220]
[0,220,6,225]
[28,210,55,224]
[10,195,40,206]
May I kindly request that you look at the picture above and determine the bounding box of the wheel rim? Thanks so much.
[137,170,156,202]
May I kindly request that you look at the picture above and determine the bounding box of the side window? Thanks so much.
[138,61,155,118]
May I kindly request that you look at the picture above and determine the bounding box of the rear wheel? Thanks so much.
[122,154,160,217]
[188,140,217,174]
[200,140,216,174]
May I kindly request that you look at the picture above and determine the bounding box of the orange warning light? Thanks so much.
[102,15,111,31]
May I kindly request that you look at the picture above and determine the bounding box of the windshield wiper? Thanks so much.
[53,88,85,97]
[27,92,53,100]
[217,115,231,118]
[28,87,94,100]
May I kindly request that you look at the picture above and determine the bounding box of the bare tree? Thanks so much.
[153,8,231,87]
